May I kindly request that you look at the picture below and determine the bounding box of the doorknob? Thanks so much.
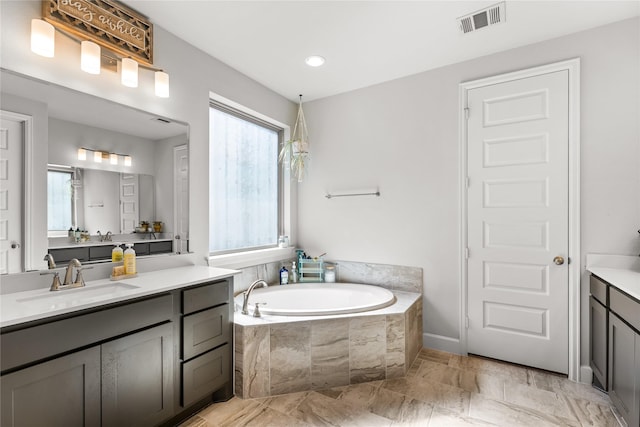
[553,256,565,265]
[10,241,20,249]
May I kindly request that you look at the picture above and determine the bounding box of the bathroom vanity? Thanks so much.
[48,238,174,263]
[0,266,236,427]
[588,255,640,427]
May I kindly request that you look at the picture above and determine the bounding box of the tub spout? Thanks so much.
[242,279,268,315]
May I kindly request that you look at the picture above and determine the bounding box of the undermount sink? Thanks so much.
[16,282,140,309]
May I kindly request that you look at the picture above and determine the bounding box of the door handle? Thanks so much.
[553,256,565,265]
[10,241,20,249]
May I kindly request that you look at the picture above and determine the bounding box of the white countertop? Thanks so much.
[586,254,640,301]
[0,265,239,328]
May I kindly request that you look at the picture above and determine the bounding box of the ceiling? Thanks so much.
[128,1,638,102]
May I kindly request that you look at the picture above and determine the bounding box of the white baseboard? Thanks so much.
[423,332,462,355]
[579,365,593,384]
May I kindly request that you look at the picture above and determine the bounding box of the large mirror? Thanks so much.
[0,69,190,274]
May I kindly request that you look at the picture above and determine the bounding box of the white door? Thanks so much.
[0,117,23,274]
[120,173,139,234]
[173,145,189,253]
[466,70,569,373]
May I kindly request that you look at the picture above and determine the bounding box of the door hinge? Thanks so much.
[465,247,470,259]
[568,257,571,265]
[464,107,470,120]
[465,317,469,329]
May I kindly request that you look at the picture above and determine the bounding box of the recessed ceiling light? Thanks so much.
[305,55,325,67]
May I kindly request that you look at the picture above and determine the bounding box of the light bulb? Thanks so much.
[77,148,87,161]
[124,156,132,167]
[121,58,138,87]
[80,41,101,74]
[155,71,170,98]
[110,153,118,165]
[94,151,102,163]
[31,19,55,57]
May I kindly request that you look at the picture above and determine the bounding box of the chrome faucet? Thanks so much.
[43,253,56,269]
[104,231,112,241]
[241,279,268,315]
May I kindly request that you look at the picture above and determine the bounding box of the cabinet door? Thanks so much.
[102,322,174,427]
[589,296,607,390]
[608,313,640,427]
[1,346,100,427]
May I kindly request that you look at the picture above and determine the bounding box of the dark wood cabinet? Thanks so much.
[102,323,174,427]
[589,275,608,390]
[1,347,101,427]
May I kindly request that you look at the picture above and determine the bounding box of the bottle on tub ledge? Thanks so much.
[279,264,289,285]
[290,261,298,283]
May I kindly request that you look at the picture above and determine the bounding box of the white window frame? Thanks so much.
[207,92,293,269]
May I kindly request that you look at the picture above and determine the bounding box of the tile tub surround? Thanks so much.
[184,348,620,427]
[233,259,423,294]
[235,291,422,399]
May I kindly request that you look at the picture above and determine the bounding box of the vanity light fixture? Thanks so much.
[78,148,131,167]
[30,19,55,57]
[29,18,169,97]
[80,41,101,75]
[305,55,325,67]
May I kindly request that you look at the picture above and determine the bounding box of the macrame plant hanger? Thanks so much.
[280,94,309,182]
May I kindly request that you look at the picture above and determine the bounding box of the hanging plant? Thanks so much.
[279,95,309,182]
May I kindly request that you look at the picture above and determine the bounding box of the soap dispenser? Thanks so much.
[124,243,136,275]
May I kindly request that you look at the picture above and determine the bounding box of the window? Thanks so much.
[209,101,282,254]
[47,168,74,236]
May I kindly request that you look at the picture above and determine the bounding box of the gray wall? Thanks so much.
[298,17,640,371]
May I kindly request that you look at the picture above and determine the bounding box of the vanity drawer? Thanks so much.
[182,281,230,315]
[150,241,173,254]
[133,242,150,255]
[182,305,230,360]
[590,275,608,306]
[48,247,89,263]
[181,344,230,407]
[610,288,640,332]
[88,245,114,260]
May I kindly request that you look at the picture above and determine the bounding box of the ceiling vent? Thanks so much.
[458,2,506,34]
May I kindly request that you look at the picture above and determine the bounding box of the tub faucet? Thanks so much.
[242,280,268,315]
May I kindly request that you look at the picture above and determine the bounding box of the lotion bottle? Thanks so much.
[124,243,136,275]
[111,244,123,263]
[279,265,289,285]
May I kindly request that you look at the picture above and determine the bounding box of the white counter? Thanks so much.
[0,265,239,328]
[586,254,640,301]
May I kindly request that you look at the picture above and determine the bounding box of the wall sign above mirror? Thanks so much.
[43,0,153,65]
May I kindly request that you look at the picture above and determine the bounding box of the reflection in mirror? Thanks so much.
[0,69,190,274]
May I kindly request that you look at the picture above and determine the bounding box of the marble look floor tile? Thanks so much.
[382,376,471,415]
[405,359,422,377]
[367,387,434,423]
[562,395,620,427]
[418,348,452,365]
[292,391,391,427]
[504,381,575,421]
[257,391,311,414]
[415,360,504,401]
[222,405,312,427]
[198,397,263,426]
[427,406,499,427]
[315,387,345,400]
[449,355,531,385]
[177,415,208,427]
[468,393,580,427]
[531,370,611,405]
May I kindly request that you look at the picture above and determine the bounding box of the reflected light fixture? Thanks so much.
[80,40,101,74]
[305,55,325,67]
[30,19,55,57]
[77,148,87,161]
[155,71,170,98]
[121,58,138,87]
[77,147,132,167]
[94,150,103,163]
[110,153,118,165]
[124,156,132,167]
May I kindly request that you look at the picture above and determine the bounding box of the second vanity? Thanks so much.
[587,254,640,427]
[0,265,237,427]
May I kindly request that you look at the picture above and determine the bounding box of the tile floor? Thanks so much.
[180,348,621,427]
